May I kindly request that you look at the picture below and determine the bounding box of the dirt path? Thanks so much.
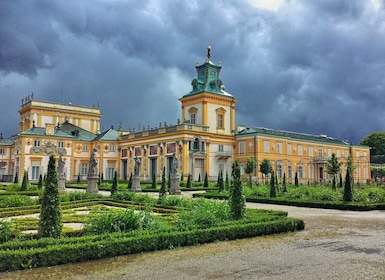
[1,204,385,280]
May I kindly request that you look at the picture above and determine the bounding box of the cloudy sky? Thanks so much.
[1,0,385,144]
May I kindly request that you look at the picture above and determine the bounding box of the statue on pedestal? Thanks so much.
[134,156,141,176]
[88,149,98,177]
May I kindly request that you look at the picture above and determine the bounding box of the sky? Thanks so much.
[1,0,385,144]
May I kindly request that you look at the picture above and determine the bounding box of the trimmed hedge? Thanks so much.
[194,192,385,211]
[0,217,304,271]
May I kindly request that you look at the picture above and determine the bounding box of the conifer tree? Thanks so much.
[37,174,43,189]
[128,172,132,190]
[198,173,201,182]
[13,172,18,184]
[38,155,62,238]
[77,173,81,183]
[21,171,28,191]
[339,173,343,188]
[229,161,245,220]
[282,172,287,192]
[186,174,192,188]
[294,172,299,187]
[158,167,167,203]
[218,170,225,193]
[225,171,230,191]
[167,170,171,190]
[270,171,276,198]
[110,171,118,196]
[97,173,101,187]
[203,172,209,188]
[152,172,157,189]
[180,174,184,181]
[343,168,353,202]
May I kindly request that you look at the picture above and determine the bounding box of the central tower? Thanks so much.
[179,46,237,135]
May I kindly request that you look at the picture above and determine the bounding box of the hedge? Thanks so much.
[0,217,304,272]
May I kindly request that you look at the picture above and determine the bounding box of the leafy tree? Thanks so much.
[203,172,209,188]
[326,153,342,190]
[186,173,192,189]
[127,172,132,190]
[37,174,43,189]
[245,157,256,188]
[259,159,272,184]
[294,172,299,187]
[13,172,18,184]
[282,172,287,192]
[343,167,353,202]
[158,167,167,203]
[270,171,276,198]
[360,131,385,158]
[21,171,28,191]
[151,172,157,189]
[110,171,118,196]
[38,155,62,238]
[229,161,245,220]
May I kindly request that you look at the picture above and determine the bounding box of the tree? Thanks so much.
[270,171,276,198]
[245,157,256,188]
[127,172,132,190]
[203,172,209,188]
[282,172,287,192]
[343,167,353,202]
[218,170,224,193]
[225,171,230,191]
[198,173,201,182]
[360,132,385,160]
[37,174,43,189]
[77,173,81,183]
[110,171,118,196]
[186,174,192,189]
[158,167,167,203]
[259,159,272,184]
[21,171,28,191]
[13,172,18,184]
[294,172,299,187]
[346,154,356,181]
[97,173,101,188]
[326,153,342,190]
[339,173,343,188]
[180,174,184,181]
[151,172,157,189]
[38,155,62,238]
[229,161,245,220]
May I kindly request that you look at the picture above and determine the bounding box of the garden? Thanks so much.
[0,158,304,272]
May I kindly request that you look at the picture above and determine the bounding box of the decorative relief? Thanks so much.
[26,138,32,146]
[42,139,57,154]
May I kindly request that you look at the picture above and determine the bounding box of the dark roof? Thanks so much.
[236,126,355,146]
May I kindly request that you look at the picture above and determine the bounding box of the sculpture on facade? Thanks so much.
[88,149,98,176]
[134,156,141,176]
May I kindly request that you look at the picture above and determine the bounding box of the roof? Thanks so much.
[0,138,15,146]
[93,128,119,141]
[236,126,356,146]
[18,121,96,141]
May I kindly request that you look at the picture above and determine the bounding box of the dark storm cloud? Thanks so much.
[1,0,385,144]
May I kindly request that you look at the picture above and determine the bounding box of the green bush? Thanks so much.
[0,195,37,208]
[0,221,19,243]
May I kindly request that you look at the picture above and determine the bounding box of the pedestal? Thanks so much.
[169,174,181,195]
[86,175,99,194]
[131,175,141,192]
[58,176,66,192]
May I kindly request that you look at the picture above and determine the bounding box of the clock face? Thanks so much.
[47,128,53,135]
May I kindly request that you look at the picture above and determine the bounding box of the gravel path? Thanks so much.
[2,203,385,280]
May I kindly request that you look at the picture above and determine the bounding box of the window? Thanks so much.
[190,113,196,124]
[239,142,245,154]
[277,142,282,154]
[288,165,292,179]
[217,114,223,128]
[318,147,323,157]
[109,145,115,152]
[0,149,5,155]
[219,144,224,152]
[308,146,313,156]
[298,165,303,179]
[277,164,283,178]
[82,145,88,152]
[336,149,341,158]
[298,145,303,156]
[328,149,332,157]
[287,144,292,155]
[309,164,314,179]
[34,140,40,147]
[107,163,115,180]
[193,138,199,150]
[58,141,64,148]
[264,141,270,153]
[356,151,360,158]
[31,160,40,180]
[80,163,88,176]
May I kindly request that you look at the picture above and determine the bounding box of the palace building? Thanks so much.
[0,48,371,185]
